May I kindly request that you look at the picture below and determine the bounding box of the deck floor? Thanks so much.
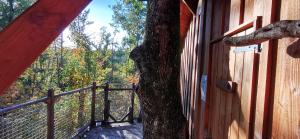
[83,122,143,139]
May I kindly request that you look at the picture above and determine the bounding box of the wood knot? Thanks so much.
[292,87,300,96]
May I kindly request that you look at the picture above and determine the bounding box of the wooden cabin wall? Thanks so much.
[180,0,208,138]
[180,0,300,139]
[270,0,300,138]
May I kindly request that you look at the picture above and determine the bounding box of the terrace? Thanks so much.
[0,83,143,139]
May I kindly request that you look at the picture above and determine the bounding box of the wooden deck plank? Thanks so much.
[84,123,143,139]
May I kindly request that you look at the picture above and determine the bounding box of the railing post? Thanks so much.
[90,82,97,128]
[47,89,55,139]
[78,90,84,127]
[129,83,135,123]
[102,82,109,126]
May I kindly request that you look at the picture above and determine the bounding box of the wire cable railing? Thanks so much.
[0,82,137,139]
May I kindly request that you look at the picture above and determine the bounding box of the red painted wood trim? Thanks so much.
[248,16,262,139]
[209,19,255,45]
[263,0,279,138]
[224,19,254,36]
[0,0,91,94]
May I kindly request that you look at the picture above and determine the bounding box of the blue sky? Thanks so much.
[64,0,125,47]
[86,0,116,27]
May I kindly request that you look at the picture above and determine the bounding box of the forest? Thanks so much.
[0,0,147,107]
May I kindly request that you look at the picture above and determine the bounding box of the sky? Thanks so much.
[63,0,125,47]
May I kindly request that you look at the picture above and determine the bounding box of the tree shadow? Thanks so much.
[286,39,300,58]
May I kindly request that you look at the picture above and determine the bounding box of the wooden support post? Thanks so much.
[102,82,110,126]
[47,89,55,139]
[129,83,135,123]
[78,90,84,127]
[90,82,97,128]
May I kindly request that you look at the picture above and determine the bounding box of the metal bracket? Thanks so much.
[233,44,262,53]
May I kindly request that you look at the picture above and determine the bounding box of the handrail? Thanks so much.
[0,85,134,113]
[108,88,133,91]
[0,97,48,114]
[0,86,93,114]
[0,82,137,139]
[55,85,92,98]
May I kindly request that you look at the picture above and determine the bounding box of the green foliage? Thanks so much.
[111,0,147,42]
[1,7,141,105]
[0,3,144,137]
[0,0,36,30]
[110,0,147,84]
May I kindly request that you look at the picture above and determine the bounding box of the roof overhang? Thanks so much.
[180,0,195,46]
[0,0,91,94]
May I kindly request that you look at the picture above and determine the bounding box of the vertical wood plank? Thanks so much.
[225,0,242,138]
[232,32,246,139]
[188,17,196,138]
[221,1,234,138]
[203,0,213,136]
[271,0,300,138]
[217,0,231,137]
[210,0,224,138]
[239,1,255,138]
[191,14,201,138]
[253,0,277,138]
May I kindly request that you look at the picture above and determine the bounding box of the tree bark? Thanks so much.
[130,0,186,139]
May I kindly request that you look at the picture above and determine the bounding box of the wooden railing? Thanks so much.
[0,82,137,139]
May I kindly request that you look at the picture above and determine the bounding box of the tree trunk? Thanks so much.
[130,0,186,138]
[7,0,14,22]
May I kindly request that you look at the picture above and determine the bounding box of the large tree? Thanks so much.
[130,0,186,138]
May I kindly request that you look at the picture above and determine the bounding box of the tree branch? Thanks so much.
[223,20,300,46]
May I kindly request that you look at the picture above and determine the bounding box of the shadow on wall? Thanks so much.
[287,39,300,58]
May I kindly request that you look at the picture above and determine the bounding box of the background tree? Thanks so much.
[0,1,138,110]
[110,0,147,83]
[0,0,36,30]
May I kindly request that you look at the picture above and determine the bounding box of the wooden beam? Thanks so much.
[183,0,199,15]
[0,0,91,94]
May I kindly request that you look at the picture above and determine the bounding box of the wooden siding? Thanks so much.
[180,0,300,138]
